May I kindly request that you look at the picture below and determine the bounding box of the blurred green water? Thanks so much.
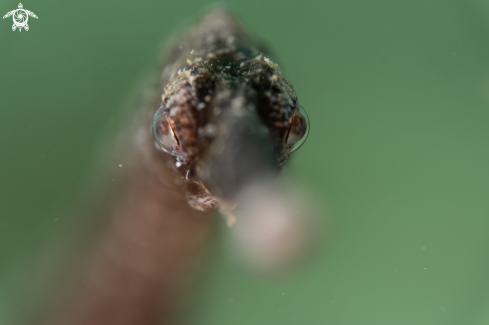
[1,0,489,324]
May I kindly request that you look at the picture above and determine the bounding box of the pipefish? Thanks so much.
[54,8,309,325]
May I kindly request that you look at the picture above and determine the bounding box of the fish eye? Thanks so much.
[285,105,310,153]
[152,107,183,156]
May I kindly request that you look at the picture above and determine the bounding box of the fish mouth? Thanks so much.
[195,102,282,203]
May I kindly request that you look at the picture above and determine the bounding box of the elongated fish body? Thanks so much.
[54,9,309,325]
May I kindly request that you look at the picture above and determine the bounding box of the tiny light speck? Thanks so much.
[424,267,428,271]
[421,246,426,251]
[118,164,123,168]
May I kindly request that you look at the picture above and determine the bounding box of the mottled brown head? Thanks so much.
[152,9,309,210]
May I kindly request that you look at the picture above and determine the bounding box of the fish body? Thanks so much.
[54,9,309,325]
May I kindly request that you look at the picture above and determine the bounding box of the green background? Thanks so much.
[1,0,489,324]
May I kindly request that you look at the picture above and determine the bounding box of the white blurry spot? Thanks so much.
[197,102,206,110]
[118,164,123,168]
[175,161,182,168]
[204,124,217,138]
[421,246,426,251]
[230,179,315,273]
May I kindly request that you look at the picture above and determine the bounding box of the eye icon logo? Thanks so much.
[3,3,37,32]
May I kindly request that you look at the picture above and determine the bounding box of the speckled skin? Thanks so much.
[150,9,304,210]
